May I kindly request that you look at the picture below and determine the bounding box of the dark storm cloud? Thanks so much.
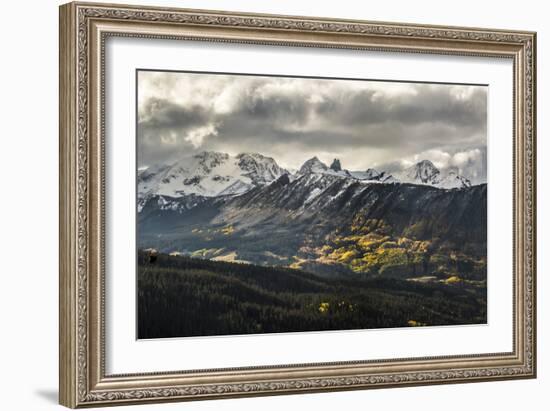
[138,98,215,165]
[137,72,487,181]
[140,98,210,130]
[218,85,486,147]
[336,86,486,127]
[241,90,310,125]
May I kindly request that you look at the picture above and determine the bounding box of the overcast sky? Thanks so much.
[137,70,487,184]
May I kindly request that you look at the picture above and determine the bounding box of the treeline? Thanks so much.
[137,252,487,339]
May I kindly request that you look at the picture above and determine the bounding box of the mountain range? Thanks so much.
[138,151,474,209]
[137,151,486,281]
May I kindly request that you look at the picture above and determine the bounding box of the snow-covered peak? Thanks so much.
[438,167,472,189]
[297,157,353,179]
[298,156,328,175]
[236,152,288,185]
[404,159,441,184]
[138,153,475,211]
[137,151,288,205]
[394,160,471,188]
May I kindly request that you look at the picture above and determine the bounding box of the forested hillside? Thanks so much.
[137,252,486,338]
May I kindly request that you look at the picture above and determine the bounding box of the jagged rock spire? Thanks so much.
[330,159,342,172]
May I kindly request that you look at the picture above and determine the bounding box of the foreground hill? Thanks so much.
[137,252,487,338]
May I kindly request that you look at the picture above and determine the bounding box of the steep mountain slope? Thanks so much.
[138,167,486,279]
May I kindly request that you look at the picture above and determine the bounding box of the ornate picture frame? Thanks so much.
[59,2,536,408]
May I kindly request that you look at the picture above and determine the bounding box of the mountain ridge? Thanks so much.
[138,179,486,279]
[139,151,476,208]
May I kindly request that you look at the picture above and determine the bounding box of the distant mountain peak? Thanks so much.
[439,170,472,189]
[236,152,288,185]
[392,159,471,189]
[298,157,328,175]
[137,151,287,205]
[406,159,441,184]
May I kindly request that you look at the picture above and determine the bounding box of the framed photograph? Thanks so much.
[59,2,537,408]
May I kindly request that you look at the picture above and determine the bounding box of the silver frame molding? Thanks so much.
[59,2,537,408]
